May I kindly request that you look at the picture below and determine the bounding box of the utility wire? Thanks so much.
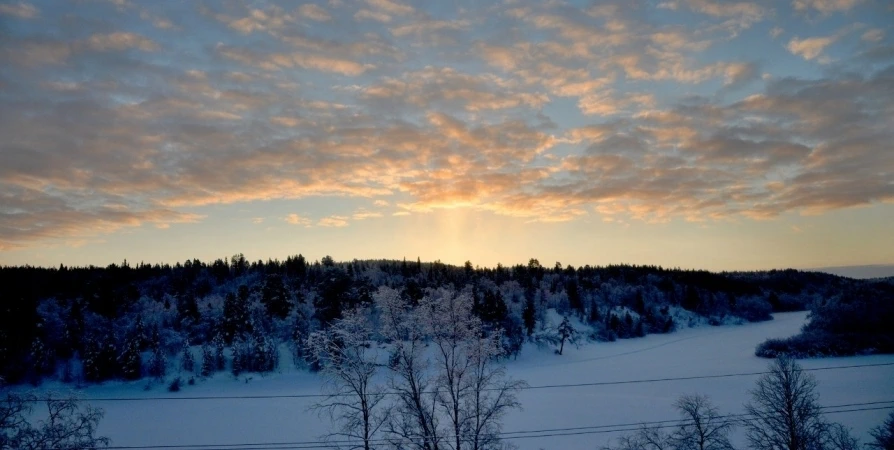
[24,362,893,403]
[67,400,894,450]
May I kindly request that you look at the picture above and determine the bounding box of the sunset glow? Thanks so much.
[1,0,892,270]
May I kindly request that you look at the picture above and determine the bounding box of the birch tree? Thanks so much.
[422,288,524,450]
[308,307,386,450]
[743,356,826,450]
[376,286,443,450]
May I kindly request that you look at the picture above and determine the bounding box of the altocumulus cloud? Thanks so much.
[0,0,892,249]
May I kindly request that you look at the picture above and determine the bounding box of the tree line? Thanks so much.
[0,254,882,385]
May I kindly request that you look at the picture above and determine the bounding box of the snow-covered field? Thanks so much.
[49,311,894,449]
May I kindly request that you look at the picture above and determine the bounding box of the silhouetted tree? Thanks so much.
[744,357,826,450]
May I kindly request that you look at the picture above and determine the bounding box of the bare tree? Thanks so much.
[307,307,386,450]
[376,287,443,450]
[869,411,894,450]
[603,395,729,450]
[1,385,110,450]
[464,329,525,450]
[743,356,827,450]
[421,288,525,450]
[670,394,735,450]
[602,425,672,450]
[824,423,859,450]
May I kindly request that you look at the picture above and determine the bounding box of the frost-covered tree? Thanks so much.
[556,316,576,355]
[211,333,226,372]
[200,344,214,377]
[118,332,142,381]
[222,288,250,344]
[290,311,311,368]
[28,337,54,384]
[231,340,245,376]
[180,340,194,374]
[422,288,524,450]
[147,328,166,380]
[82,332,117,382]
[376,286,442,450]
[307,306,385,450]
[250,326,277,373]
[463,328,525,450]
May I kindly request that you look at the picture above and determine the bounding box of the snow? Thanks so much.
[34,311,894,449]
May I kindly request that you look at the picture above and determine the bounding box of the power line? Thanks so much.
[69,400,894,450]
[30,362,893,403]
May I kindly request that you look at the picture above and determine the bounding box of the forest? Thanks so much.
[0,254,889,386]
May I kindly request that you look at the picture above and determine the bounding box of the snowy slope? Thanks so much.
[52,312,894,449]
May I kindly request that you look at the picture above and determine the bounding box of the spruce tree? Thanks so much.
[557,316,576,355]
[291,313,309,367]
[522,296,536,336]
[181,339,194,374]
[147,328,166,379]
[589,301,601,323]
[231,341,244,376]
[118,333,142,380]
[200,344,214,377]
[212,333,226,371]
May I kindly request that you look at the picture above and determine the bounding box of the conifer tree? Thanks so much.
[118,333,142,380]
[147,328,166,379]
[29,337,54,382]
[200,344,214,377]
[212,333,226,371]
[522,296,536,337]
[557,316,576,355]
[291,312,310,367]
[231,340,244,376]
[181,339,194,374]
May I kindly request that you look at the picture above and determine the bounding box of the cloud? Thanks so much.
[363,67,549,112]
[793,0,863,14]
[352,209,384,220]
[366,0,414,16]
[578,91,654,116]
[390,19,470,38]
[298,4,331,22]
[682,0,766,34]
[284,214,311,226]
[217,45,373,75]
[0,0,891,250]
[862,29,884,43]
[318,216,350,227]
[787,35,836,60]
[685,0,765,23]
[0,186,204,250]
[87,32,159,52]
[0,2,38,18]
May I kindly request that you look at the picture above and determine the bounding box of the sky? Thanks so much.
[0,0,892,271]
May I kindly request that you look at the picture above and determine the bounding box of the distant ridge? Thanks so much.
[809,264,894,279]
